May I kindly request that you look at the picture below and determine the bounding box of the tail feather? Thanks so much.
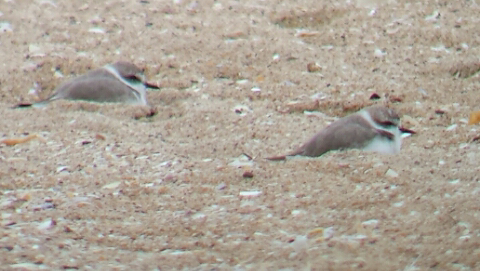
[12,102,34,108]
[265,146,304,161]
[12,100,50,109]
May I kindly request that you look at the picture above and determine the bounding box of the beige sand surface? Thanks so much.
[1,0,480,270]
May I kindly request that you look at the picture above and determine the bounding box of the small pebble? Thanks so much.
[369,93,381,100]
[242,171,254,178]
[307,62,322,72]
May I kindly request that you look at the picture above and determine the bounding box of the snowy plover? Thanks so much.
[15,61,159,108]
[267,105,404,160]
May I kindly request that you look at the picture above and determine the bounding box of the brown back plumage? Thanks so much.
[266,105,402,160]
[13,61,159,108]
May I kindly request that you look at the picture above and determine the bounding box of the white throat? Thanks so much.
[103,64,148,105]
[358,110,402,154]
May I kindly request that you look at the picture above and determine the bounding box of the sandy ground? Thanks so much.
[1,0,480,270]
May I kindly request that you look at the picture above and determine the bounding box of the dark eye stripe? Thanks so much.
[125,75,141,81]
[379,121,397,127]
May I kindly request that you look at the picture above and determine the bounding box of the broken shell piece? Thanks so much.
[28,85,41,99]
[216,183,227,190]
[468,111,480,125]
[236,79,249,85]
[224,31,247,39]
[446,124,457,131]
[307,228,324,239]
[385,168,399,178]
[425,10,440,21]
[0,22,13,33]
[239,190,262,198]
[186,1,200,13]
[56,166,68,173]
[78,3,89,10]
[39,0,57,7]
[308,227,335,242]
[374,48,386,58]
[37,219,56,231]
[233,105,252,116]
[295,30,320,37]
[28,44,42,54]
[1,134,45,146]
[88,27,105,34]
[32,203,55,211]
[307,62,322,73]
[229,154,254,167]
[102,181,122,189]
[53,70,64,78]
[310,92,327,100]
[283,100,319,113]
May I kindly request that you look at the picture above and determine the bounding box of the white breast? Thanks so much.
[359,110,402,154]
[102,64,148,105]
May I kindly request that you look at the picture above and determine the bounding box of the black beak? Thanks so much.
[144,81,160,89]
[125,74,160,89]
[399,127,416,134]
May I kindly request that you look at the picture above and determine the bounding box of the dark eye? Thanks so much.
[125,75,141,81]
